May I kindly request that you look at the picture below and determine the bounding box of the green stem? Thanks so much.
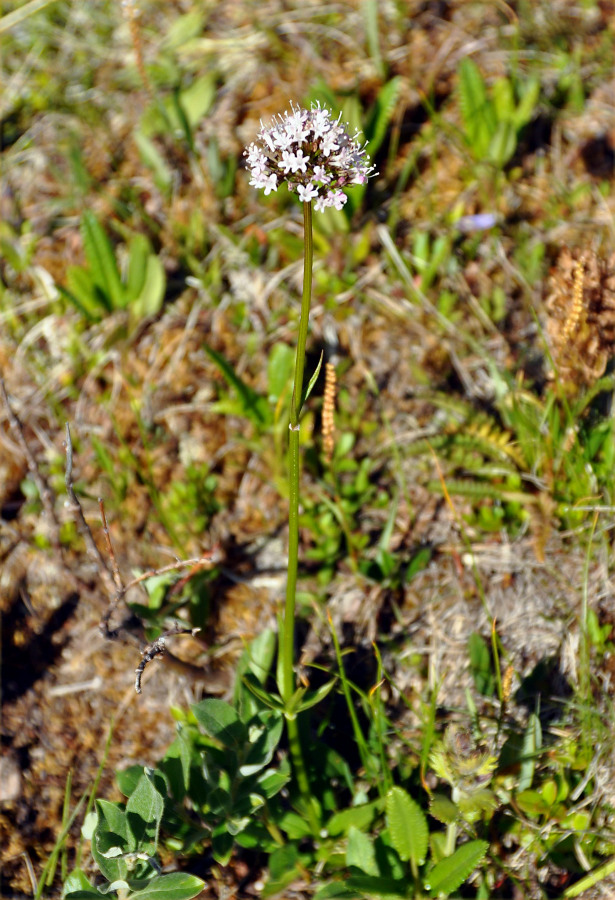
[280,201,318,831]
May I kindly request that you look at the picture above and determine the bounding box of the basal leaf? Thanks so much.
[126,872,206,900]
[385,786,428,867]
[347,825,379,876]
[81,210,125,310]
[126,772,165,852]
[458,58,497,158]
[192,698,248,749]
[426,839,488,896]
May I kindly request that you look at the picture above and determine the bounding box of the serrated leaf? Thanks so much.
[126,872,206,900]
[426,839,488,896]
[385,786,428,867]
[429,794,459,826]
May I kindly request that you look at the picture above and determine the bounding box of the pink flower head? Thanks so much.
[244,101,376,211]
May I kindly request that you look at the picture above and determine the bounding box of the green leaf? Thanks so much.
[126,872,206,900]
[178,73,217,129]
[346,873,411,899]
[429,794,459,826]
[211,827,233,865]
[367,76,401,158]
[134,131,174,193]
[513,76,540,129]
[63,868,99,898]
[385,786,428,867]
[294,678,337,714]
[518,712,541,791]
[313,883,362,899]
[192,698,248,748]
[92,801,129,883]
[488,121,517,167]
[458,58,497,158]
[134,253,166,319]
[239,712,283,776]
[95,799,129,844]
[303,351,324,405]
[81,211,125,310]
[426,839,488,896]
[347,826,379,876]
[241,673,285,712]
[468,633,495,696]
[125,233,150,303]
[116,766,145,799]
[204,344,270,426]
[62,267,105,319]
[126,772,165,853]
[326,800,382,837]
[255,764,290,798]
[267,342,294,403]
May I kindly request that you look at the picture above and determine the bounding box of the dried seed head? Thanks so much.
[244,102,376,211]
[322,362,337,463]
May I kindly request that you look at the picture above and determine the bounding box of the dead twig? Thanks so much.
[1,377,61,550]
[64,422,222,690]
[64,423,119,612]
[135,625,201,694]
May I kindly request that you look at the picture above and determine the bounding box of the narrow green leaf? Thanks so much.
[385,786,428,867]
[426,839,488,896]
[367,77,402,157]
[267,342,295,403]
[518,712,541,791]
[81,211,125,310]
[295,678,337,714]
[124,234,149,303]
[134,254,166,318]
[468,633,495,697]
[204,344,270,426]
[304,351,324,404]
[458,58,497,158]
[134,131,174,192]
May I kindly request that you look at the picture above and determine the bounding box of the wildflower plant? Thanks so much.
[245,102,375,825]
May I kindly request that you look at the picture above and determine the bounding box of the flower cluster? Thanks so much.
[244,102,375,212]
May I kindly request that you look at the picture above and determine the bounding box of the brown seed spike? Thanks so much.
[322,362,337,464]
